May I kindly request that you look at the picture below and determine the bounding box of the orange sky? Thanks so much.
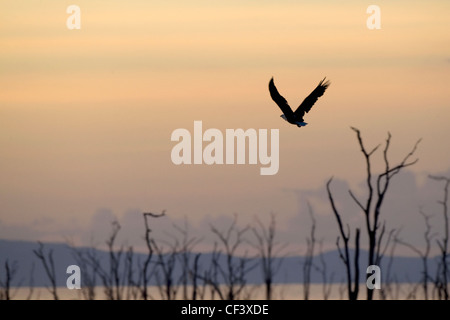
[1,1,449,252]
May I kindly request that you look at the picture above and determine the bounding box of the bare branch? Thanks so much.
[331,128,420,300]
[349,189,365,212]
[327,177,360,300]
[429,174,449,300]
[33,242,58,300]
[251,212,287,300]
[141,210,165,300]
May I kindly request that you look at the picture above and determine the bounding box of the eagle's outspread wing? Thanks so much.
[294,77,330,119]
[269,77,295,121]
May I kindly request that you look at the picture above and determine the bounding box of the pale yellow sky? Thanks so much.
[1,1,449,251]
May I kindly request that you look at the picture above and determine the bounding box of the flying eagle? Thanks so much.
[269,77,330,127]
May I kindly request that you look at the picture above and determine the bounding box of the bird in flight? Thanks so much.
[269,77,330,127]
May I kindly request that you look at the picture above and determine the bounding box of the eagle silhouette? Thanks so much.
[269,77,330,127]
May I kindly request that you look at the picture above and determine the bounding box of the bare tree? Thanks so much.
[207,215,256,300]
[124,246,140,300]
[380,229,401,300]
[33,242,58,300]
[432,260,443,299]
[172,217,202,300]
[327,127,420,300]
[315,240,334,300]
[353,128,420,299]
[0,260,19,300]
[396,210,435,300]
[303,203,316,300]
[106,220,126,300]
[152,237,180,300]
[190,252,202,300]
[68,244,98,300]
[429,174,450,300]
[327,178,360,300]
[250,212,286,300]
[141,211,165,300]
[84,220,128,300]
[202,243,222,300]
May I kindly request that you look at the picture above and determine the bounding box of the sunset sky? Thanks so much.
[1,1,449,254]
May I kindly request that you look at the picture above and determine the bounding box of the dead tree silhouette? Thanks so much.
[380,229,401,300]
[152,236,180,300]
[207,215,256,300]
[141,211,165,300]
[0,260,19,300]
[395,209,435,300]
[250,212,287,300]
[315,240,334,300]
[190,252,202,300]
[106,220,126,300]
[429,175,450,300]
[33,242,58,300]
[302,205,335,300]
[68,241,98,300]
[326,179,361,300]
[84,220,130,300]
[303,202,316,300]
[327,127,421,300]
[124,246,138,300]
[173,219,203,300]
